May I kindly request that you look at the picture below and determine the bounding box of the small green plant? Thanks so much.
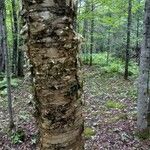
[31,135,37,145]
[84,127,96,138]
[0,78,21,97]
[11,129,25,144]
[106,100,125,109]
[127,89,137,100]
[0,78,20,90]
[19,111,30,121]
[0,88,7,97]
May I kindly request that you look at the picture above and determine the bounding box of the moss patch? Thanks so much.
[84,127,96,138]
[105,100,125,109]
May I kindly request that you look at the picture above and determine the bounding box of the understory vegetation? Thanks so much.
[82,53,139,76]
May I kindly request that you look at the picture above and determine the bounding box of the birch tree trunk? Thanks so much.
[22,0,84,149]
[137,0,150,133]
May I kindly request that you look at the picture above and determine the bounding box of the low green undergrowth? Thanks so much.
[81,53,138,76]
[106,100,125,109]
[0,77,21,97]
[11,129,25,144]
[84,127,96,138]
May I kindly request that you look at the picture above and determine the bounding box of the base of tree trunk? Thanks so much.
[136,128,150,140]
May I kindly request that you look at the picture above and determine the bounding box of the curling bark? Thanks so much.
[22,0,84,149]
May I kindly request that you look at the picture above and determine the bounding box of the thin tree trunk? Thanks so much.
[2,0,14,129]
[137,0,150,132]
[107,31,111,65]
[124,0,132,80]
[135,0,141,65]
[0,3,5,72]
[17,5,24,77]
[77,0,82,33]
[82,0,89,63]
[136,16,140,64]
[17,50,24,76]
[90,0,94,66]
[11,0,18,75]
[22,0,84,149]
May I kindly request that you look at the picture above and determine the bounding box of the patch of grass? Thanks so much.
[84,127,96,138]
[105,100,125,109]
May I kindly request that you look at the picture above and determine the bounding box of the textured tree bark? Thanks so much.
[22,0,84,149]
[17,9,24,77]
[137,0,150,132]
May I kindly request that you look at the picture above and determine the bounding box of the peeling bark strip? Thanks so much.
[22,0,84,149]
[137,0,150,131]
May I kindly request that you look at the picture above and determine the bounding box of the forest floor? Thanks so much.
[0,65,150,150]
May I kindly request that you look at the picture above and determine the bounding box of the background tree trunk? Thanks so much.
[2,0,14,129]
[0,2,5,72]
[137,0,150,132]
[90,0,94,66]
[12,0,18,75]
[124,0,132,80]
[23,0,84,149]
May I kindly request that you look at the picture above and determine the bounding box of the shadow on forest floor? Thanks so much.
[0,66,150,150]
